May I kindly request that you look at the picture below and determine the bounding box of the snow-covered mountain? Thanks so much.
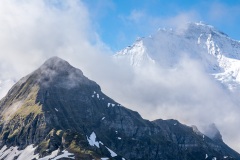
[115,22,240,92]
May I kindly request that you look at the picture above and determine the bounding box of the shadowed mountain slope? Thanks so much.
[0,57,239,160]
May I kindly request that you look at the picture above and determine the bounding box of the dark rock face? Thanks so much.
[0,57,239,160]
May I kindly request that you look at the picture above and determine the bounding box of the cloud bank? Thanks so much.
[0,0,110,80]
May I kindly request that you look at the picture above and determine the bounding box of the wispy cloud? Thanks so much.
[119,9,200,40]
[0,0,109,80]
[111,52,240,152]
[127,10,146,23]
[208,2,240,24]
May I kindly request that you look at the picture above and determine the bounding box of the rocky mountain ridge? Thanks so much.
[0,57,239,159]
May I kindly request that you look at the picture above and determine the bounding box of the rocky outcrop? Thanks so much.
[0,57,239,160]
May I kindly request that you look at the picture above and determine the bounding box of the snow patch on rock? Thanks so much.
[105,147,117,157]
[87,132,100,148]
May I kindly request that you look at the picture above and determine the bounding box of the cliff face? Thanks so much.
[0,57,239,160]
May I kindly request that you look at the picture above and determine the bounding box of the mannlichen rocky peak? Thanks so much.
[0,57,239,159]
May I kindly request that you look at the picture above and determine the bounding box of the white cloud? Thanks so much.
[162,11,200,30]
[120,9,199,33]
[110,54,240,152]
[127,10,146,23]
[0,0,109,81]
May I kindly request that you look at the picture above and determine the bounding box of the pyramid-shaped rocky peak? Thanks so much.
[41,56,72,69]
[0,57,239,159]
[1,57,99,111]
[30,56,93,88]
[38,56,82,77]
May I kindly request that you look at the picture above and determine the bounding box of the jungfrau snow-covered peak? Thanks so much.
[115,22,240,91]
[149,22,240,60]
[182,22,240,61]
[184,22,240,91]
[116,22,221,70]
[115,39,155,67]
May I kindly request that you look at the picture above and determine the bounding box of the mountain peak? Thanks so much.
[42,56,67,65]
[184,21,229,38]
[39,56,76,73]
[0,57,240,159]
[5,57,95,103]
[189,21,214,28]
[33,56,90,88]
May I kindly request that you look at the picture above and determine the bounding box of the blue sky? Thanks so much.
[83,0,240,51]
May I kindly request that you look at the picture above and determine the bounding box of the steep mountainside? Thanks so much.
[115,22,240,92]
[0,57,239,160]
